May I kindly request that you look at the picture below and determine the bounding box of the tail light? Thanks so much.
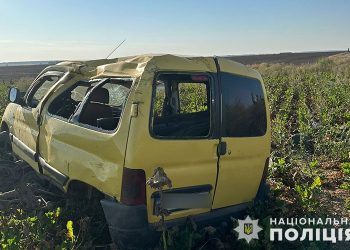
[121,167,146,205]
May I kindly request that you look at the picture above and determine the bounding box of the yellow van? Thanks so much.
[1,55,270,249]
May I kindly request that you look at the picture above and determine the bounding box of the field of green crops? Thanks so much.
[0,53,350,249]
[258,54,350,216]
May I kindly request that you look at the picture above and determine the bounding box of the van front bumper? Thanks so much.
[100,199,160,249]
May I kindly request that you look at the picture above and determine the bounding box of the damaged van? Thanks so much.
[1,55,271,249]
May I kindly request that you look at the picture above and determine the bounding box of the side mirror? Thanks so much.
[8,87,23,105]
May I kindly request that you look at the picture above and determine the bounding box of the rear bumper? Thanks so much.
[101,199,250,249]
[100,199,159,249]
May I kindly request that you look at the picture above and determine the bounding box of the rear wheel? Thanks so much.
[65,182,112,247]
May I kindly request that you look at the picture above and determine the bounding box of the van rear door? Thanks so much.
[212,59,271,209]
[125,72,220,223]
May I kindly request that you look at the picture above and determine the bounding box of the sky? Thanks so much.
[0,0,349,62]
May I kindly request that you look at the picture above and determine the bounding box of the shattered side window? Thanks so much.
[48,81,95,120]
[49,78,132,131]
[103,82,130,107]
[78,79,132,131]
[71,85,90,102]
[152,73,211,138]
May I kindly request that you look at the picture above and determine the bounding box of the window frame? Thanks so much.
[24,71,65,109]
[149,71,217,140]
[220,72,268,138]
[46,77,135,134]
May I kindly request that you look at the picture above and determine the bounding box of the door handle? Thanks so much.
[217,141,227,156]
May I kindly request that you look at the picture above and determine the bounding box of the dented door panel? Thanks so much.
[55,122,126,198]
[39,116,71,178]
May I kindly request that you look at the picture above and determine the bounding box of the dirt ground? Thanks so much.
[0,64,49,82]
[226,50,345,65]
[0,159,63,212]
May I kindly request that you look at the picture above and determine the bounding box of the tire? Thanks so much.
[255,181,269,203]
[0,131,13,158]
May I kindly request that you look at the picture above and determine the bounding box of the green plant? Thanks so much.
[295,176,322,211]
[166,221,204,250]
[339,182,350,190]
[345,199,350,211]
[0,207,79,249]
[340,162,350,174]
[0,84,8,120]
[309,160,319,169]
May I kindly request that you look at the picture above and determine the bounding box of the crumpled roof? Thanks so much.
[43,58,118,76]
[39,54,259,80]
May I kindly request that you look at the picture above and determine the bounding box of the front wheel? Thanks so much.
[0,131,13,159]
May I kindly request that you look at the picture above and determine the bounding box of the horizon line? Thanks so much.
[0,49,347,64]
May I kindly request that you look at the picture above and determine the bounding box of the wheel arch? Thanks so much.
[0,121,9,132]
[65,179,104,199]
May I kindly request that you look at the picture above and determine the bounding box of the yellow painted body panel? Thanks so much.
[42,116,128,198]
[13,106,40,170]
[212,137,269,208]
[1,103,40,171]
[2,104,36,167]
